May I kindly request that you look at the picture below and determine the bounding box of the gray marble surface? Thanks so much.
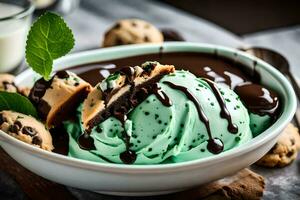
[1,0,300,199]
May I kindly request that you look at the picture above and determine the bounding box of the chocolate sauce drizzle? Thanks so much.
[152,83,172,107]
[78,133,96,150]
[163,81,223,154]
[203,78,238,134]
[234,82,279,117]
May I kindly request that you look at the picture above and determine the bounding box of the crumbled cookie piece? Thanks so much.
[0,110,53,151]
[256,123,300,167]
[102,19,163,47]
[29,70,92,127]
[82,62,175,130]
[174,169,265,200]
[0,74,18,93]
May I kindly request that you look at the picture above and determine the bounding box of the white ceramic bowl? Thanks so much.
[0,43,296,196]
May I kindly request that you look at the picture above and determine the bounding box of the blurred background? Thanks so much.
[1,0,300,199]
[28,0,300,75]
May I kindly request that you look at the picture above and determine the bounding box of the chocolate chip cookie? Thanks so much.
[256,123,300,167]
[102,19,163,47]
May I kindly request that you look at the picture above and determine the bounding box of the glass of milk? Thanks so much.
[0,0,34,72]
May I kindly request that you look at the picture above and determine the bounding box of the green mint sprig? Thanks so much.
[25,12,75,80]
[0,92,38,118]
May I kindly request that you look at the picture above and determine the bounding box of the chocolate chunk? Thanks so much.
[9,124,20,134]
[113,22,121,29]
[161,28,185,41]
[287,150,295,157]
[144,35,150,42]
[37,100,51,121]
[56,70,70,79]
[96,126,103,133]
[22,126,38,136]
[29,78,53,104]
[32,136,42,146]
[1,81,17,91]
[0,113,7,125]
[14,120,22,129]
[142,62,157,72]
[291,138,295,145]
[115,37,124,45]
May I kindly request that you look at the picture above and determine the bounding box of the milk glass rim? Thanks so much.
[0,0,35,21]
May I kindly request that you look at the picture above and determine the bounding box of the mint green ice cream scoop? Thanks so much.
[65,70,252,164]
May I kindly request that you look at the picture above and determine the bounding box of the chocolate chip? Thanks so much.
[56,70,69,79]
[291,138,295,145]
[144,36,150,42]
[0,113,7,125]
[115,37,124,45]
[161,28,185,41]
[74,82,79,86]
[29,77,53,105]
[22,126,37,136]
[113,23,121,29]
[96,126,103,133]
[269,143,278,153]
[131,22,137,27]
[287,150,295,157]
[32,136,42,146]
[9,125,20,134]
[37,100,51,121]
[2,81,15,90]
[14,120,22,129]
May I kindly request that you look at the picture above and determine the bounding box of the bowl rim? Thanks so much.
[1,42,296,173]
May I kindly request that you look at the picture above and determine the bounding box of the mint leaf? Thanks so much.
[0,92,38,118]
[26,12,75,80]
